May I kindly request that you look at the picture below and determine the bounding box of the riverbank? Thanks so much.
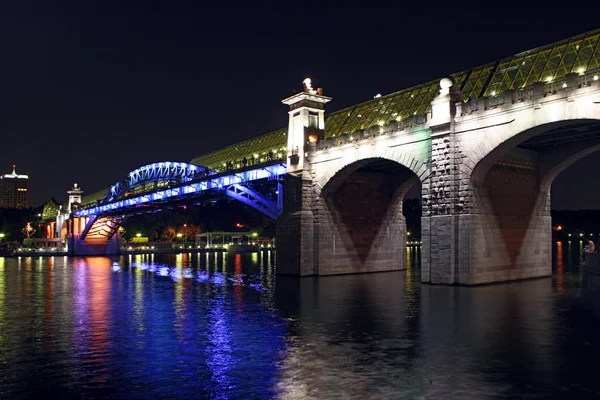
[4,245,275,257]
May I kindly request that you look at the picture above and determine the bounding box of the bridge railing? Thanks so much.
[314,112,429,151]
[460,68,600,116]
[76,161,286,217]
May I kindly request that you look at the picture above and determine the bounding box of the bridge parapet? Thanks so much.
[458,68,600,118]
[313,113,429,152]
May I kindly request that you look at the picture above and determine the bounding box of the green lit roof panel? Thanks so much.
[191,28,600,172]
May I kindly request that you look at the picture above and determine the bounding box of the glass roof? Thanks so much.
[81,188,111,207]
[188,27,599,171]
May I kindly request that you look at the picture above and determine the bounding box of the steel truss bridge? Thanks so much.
[74,161,285,241]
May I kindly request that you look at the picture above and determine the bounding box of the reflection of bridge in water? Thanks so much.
[50,28,600,285]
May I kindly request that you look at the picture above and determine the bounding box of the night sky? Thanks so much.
[1,2,599,209]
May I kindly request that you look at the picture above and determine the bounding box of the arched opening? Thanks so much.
[468,119,600,284]
[316,158,421,274]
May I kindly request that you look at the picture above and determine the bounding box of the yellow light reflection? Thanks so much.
[555,241,564,293]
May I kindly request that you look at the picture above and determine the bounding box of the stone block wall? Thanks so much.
[421,132,459,284]
[455,162,552,284]
[276,173,316,276]
[314,170,407,275]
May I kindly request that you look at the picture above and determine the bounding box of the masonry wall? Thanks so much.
[276,173,316,276]
[315,170,407,275]
[458,163,552,284]
[421,133,459,284]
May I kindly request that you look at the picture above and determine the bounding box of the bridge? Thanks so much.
[58,28,600,285]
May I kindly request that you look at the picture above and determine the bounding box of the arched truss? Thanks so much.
[101,162,209,204]
[80,215,125,240]
[78,163,286,219]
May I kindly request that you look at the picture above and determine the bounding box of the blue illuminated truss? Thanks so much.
[101,161,209,204]
[76,163,286,218]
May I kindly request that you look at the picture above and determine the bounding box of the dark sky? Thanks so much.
[1,2,599,209]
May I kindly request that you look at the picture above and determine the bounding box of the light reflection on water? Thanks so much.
[0,243,598,398]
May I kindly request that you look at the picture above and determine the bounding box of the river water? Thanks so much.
[0,242,598,399]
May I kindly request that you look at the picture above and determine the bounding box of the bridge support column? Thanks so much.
[276,174,316,275]
[69,235,121,256]
[67,216,122,256]
[423,145,552,285]
[421,131,461,284]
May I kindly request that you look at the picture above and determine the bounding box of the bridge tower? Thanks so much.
[282,78,331,175]
[67,183,83,212]
[277,79,331,275]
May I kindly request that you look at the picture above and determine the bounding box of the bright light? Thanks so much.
[556,225,563,231]
[580,233,584,237]
[252,232,258,237]
[577,68,585,74]
[136,233,142,237]
[562,82,567,88]
[595,75,599,81]
[374,94,381,98]
[407,231,411,236]
[0,233,4,238]
[177,233,183,238]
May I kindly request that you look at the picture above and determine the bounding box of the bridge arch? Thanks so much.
[463,113,600,285]
[313,156,422,275]
[313,148,428,196]
[101,161,209,204]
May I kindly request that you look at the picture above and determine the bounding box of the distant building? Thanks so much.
[0,165,29,209]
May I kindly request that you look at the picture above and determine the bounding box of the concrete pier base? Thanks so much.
[69,235,121,256]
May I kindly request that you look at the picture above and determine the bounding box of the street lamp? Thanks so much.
[136,233,142,238]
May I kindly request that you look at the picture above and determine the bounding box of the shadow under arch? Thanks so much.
[316,157,421,274]
[468,118,600,282]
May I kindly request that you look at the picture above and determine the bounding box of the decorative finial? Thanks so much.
[303,78,312,92]
[439,78,453,96]
[303,78,317,95]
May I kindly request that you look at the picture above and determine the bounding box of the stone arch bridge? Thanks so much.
[66,28,600,285]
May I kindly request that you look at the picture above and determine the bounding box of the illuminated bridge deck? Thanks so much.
[191,28,600,173]
[76,162,285,218]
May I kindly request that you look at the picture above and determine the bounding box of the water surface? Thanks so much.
[0,242,598,399]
